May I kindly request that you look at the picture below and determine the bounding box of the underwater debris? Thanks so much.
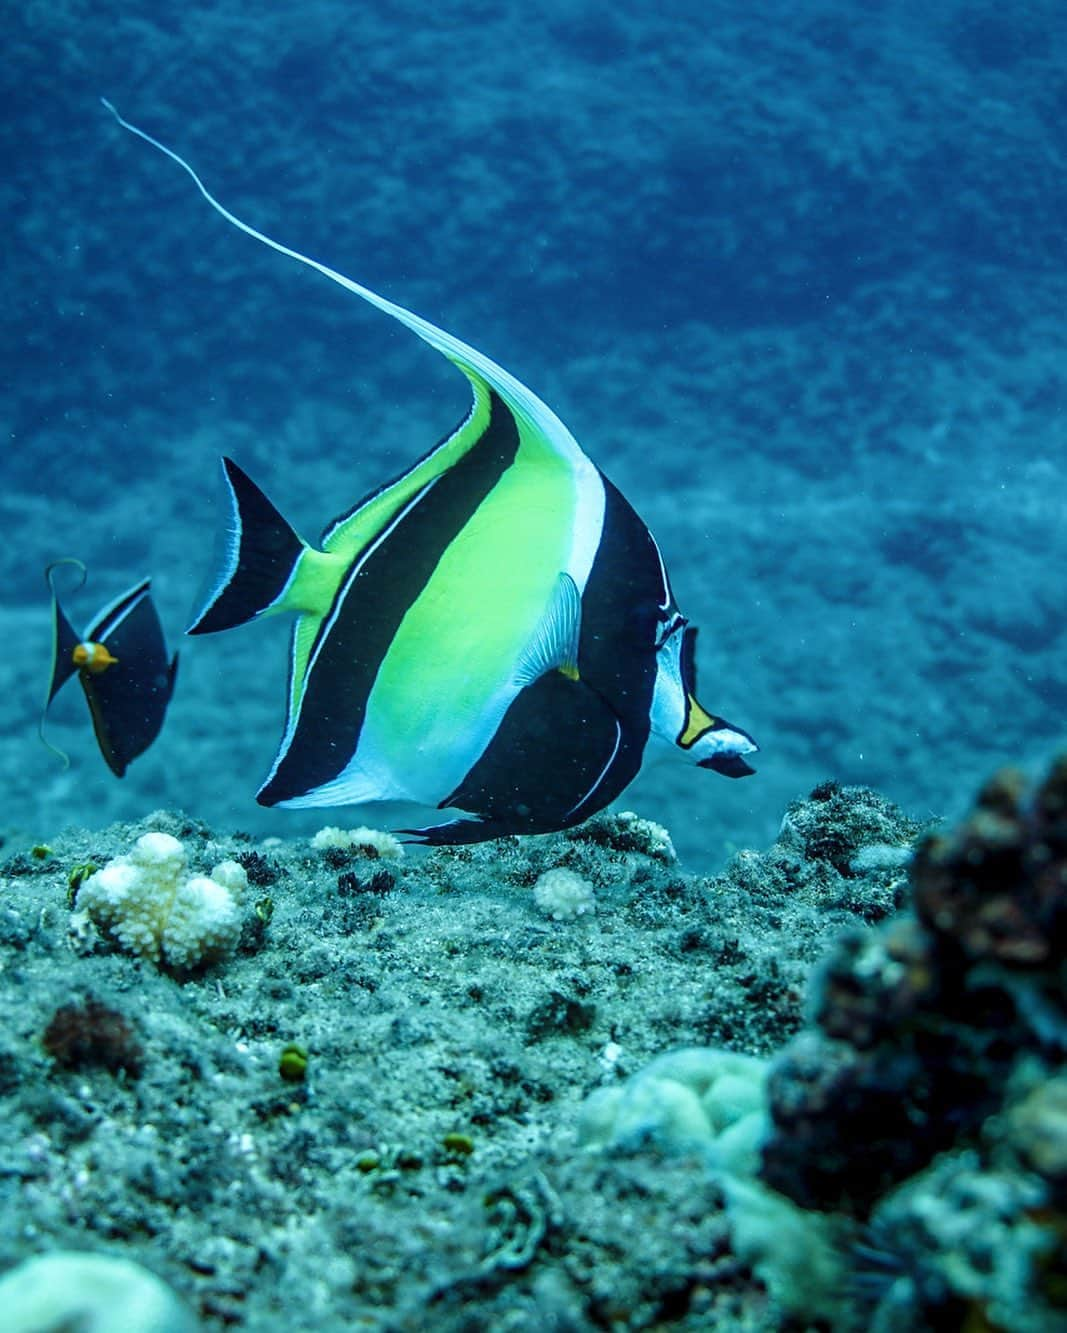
[579,1046,769,1173]
[525,988,597,1042]
[568,810,678,862]
[480,1172,561,1274]
[577,1049,839,1321]
[278,1041,309,1083]
[777,781,922,884]
[441,1131,475,1159]
[812,915,941,1051]
[854,1153,1055,1333]
[232,849,280,887]
[719,1175,844,1324]
[73,831,247,972]
[1007,1075,1067,1193]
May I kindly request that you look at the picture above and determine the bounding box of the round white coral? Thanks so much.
[76,834,247,971]
[533,867,596,921]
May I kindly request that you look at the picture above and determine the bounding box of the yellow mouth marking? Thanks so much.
[679,695,716,748]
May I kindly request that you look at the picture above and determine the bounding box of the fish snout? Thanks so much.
[695,722,758,778]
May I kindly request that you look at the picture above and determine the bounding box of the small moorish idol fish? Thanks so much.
[103,101,757,843]
[41,559,178,776]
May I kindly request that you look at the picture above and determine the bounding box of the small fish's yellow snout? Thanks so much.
[73,641,119,675]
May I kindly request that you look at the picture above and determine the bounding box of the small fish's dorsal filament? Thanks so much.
[45,557,88,595]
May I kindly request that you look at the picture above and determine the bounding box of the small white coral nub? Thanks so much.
[76,832,247,971]
[311,825,404,859]
[615,811,676,861]
[533,867,596,921]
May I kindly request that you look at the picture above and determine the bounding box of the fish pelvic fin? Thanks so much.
[187,457,343,634]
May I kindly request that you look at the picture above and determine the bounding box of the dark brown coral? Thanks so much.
[911,761,1067,967]
[42,996,144,1078]
[760,758,1067,1215]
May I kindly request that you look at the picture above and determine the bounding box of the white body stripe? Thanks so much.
[87,580,152,641]
[564,715,623,822]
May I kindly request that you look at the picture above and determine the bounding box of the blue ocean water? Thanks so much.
[3,0,1065,867]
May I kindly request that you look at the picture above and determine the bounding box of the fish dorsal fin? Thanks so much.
[39,559,88,768]
[513,573,582,689]
[317,380,492,561]
[101,100,584,458]
[43,559,86,708]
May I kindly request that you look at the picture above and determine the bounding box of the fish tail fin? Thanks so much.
[187,457,312,634]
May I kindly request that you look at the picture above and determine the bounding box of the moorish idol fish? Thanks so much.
[41,560,178,776]
[103,100,757,844]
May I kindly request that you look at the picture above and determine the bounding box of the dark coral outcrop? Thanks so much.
[762,760,1067,1216]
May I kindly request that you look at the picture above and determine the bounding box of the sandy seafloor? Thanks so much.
[2,0,1067,1328]
[0,800,903,1331]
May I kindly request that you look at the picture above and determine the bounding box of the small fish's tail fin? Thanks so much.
[187,457,310,634]
[39,559,87,767]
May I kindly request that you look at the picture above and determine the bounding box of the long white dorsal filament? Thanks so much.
[99,99,570,443]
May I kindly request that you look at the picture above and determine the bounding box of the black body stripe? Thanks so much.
[577,472,666,741]
[679,624,700,694]
[258,390,521,804]
[424,471,666,841]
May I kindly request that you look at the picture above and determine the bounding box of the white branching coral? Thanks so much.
[75,831,247,971]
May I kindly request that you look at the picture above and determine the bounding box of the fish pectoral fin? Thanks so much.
[513,572,582,688]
